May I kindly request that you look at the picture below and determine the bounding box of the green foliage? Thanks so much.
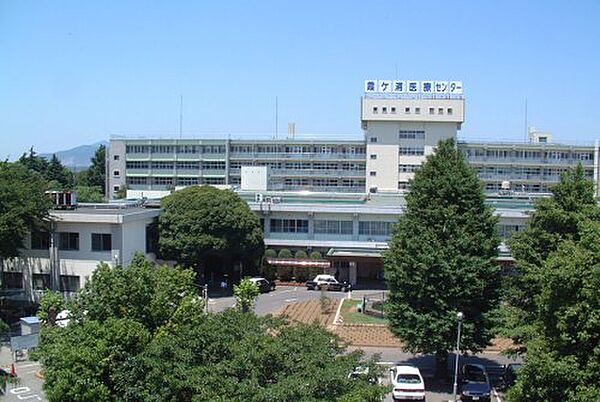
[506,221,600,401]
[308,265,323,279]
[159,186,264,272]
[0,318,9,334]
[18,148,74,190]
[0,162,50,260]
[74,185,104,203]
[37,291,66,325]
[294,249,308,259]
[114,185,127,199]
[310,250,323,259]
[264,248,277,258]
[233,278,260,312]
[293,265,310,282]
[384,138,501,376]
[86,145,106,194]
[277,248,292,258]
[277,265,293,281]
[36,256,386,401]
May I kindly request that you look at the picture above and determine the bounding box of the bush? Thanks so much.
[278,249,292,258]
[277,266,293,281]
[260,262,277,281]
[295,250,308,259]
[264,249,277,258]
[293,265,310,283]
[310,251,323,259]
[308,266,323,279]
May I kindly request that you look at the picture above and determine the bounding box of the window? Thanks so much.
[372,106,378,114]
[126,161,149,169]
[399,164,420,173]
[429,108,434,115]
[404,107,410,114]
[151,161,174,170]
[32,273,51,290]
[415,107,421,114]
[59,232,79,251]
[382,107,387,114]
[60,275,80,292]
[370,171,377,176]
[2,272,23,289]
[113,155,120,161]
[438,108,444,115]
[370,137,378,143]
[269,219,309,233]
[152,177,174,186]
[314,220,353,235]
[399,147,425,156]
[391,107,396,114]
[538,136,547,143]
[31,231,50,250]
[91,233,112,251]
[370,154,377,160]
[399,130,425,140]
[113,185,120,192]
[113,170,120,177]
[126,176,148,185]
[359,221,393,237]
[447,108,453,115]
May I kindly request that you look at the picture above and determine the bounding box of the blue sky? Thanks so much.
[1,0,599,159]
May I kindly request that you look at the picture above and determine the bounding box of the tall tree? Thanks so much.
[0,162,50,282]
[384,138,501,378]
[502,165,600,344]
[46,154,74,190]
[159,185,264,282]
[86,145,106,194]
[507,220,600,402]
[18,146,48,174]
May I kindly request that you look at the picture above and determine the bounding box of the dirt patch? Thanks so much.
[279,299,518,352]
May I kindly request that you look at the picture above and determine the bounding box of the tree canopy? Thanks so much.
[384,138,501,377]
[36,256,387,401]
[0,161,50,260]
[159,185,264,276]
[85,144,106,194]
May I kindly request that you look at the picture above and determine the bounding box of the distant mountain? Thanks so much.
[41,141,108,170]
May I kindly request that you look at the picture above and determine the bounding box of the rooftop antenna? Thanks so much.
[524,98,528,143]
[179,94,183,139]
[275,96,279,139]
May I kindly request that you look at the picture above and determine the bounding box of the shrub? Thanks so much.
[264,249,277,258]
[308,266,323,279]
[260,262,277,281]
[277,266,293,281]
[309,251,322,259]
[278,249,292,258]
[295,250,308,259]
[293,265,310,283]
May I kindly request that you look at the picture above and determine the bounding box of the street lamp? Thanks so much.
[452,311,464,402]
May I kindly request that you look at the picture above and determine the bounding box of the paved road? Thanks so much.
[3,360,45,401]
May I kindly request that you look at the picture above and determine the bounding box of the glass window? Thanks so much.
[60,275,80,292]
[91,233,112,251]
[269,219,309,233]
[32,273,51,290]
[31,231,50,250]
[59,232,79,251]
[2,272,23,289]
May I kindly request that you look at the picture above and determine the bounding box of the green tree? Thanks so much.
[507,221,600,402]
[74,185,104,203]
[384,138,501,378]
[159,186,264,280]
[503,165,600,344]
[310,251,323,259]
[295,249,308,259]
[233,278,260,312]
[277,248,292,258]
[264,249,277,258]
[0,162,50,285]
[36,256,387,401]
[37,291,66,325]
[86,145,106,194]
[46,154,74,190]
[18,146,48,174]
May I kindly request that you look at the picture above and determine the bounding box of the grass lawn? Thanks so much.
[339,299,388,325]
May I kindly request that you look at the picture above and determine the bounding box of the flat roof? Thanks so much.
[50,203,160,224]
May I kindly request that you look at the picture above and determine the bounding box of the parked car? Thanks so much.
[248,277,276,293]
[501,363,523,389]
[348,366,382,385]
[389,365,426,402]
[306,274,352,292]
[460,364,492,402]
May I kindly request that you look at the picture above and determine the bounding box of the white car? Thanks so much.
[389,365,426,401]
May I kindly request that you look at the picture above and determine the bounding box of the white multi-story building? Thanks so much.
[2,203,159,305]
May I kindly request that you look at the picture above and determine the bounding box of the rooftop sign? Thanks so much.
[364,80,464,97]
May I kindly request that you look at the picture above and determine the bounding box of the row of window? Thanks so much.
[126,145,226,154]
[229,161,366,171]
[282,178,365,187]
[31,232,112,252]
[463,149,594,160]
[126,161,226,170]
[399,130,426,140]
[399,147,425,156]
[1,272,80,292]
[126,176,226,186]
[372,106,453,116]
[268,219,394,237]
[230,145,366,155]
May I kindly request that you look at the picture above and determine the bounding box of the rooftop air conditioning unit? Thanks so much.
[46,191,77,210]
[369,187,378,194]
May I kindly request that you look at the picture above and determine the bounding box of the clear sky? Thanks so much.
[1,0,599,159]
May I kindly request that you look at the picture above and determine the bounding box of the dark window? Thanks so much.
[32,273,51,290]
[269,219,309,233]
[60,275,80,292]
[31,231,50,250]
[91,233,112,251]
[59,232,79,251]
[2,272,23,289]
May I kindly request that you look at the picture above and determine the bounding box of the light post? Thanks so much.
[452,311,464,402]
